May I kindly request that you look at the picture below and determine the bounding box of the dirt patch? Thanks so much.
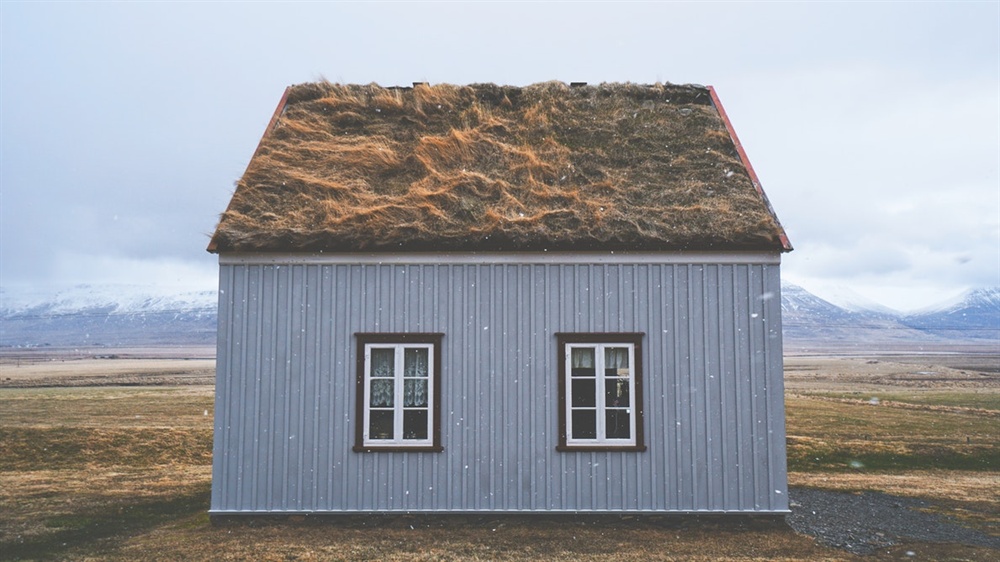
[0,357,215,387]
[785,355,1000,393]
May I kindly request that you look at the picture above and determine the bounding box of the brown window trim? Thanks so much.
[555,332,646,452]
[353,332,444,453]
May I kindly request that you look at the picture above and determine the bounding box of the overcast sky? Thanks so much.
[1,1,997,312]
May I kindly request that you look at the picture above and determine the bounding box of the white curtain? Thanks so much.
[404,348,428,378]
[571,348,595,368]
[605,347,629,372]
[371,348,394,377]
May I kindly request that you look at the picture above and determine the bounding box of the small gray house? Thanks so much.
[207,82,792,514]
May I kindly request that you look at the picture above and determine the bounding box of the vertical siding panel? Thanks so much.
[275,266,290,510]
[492,264,502,510]
[729,264,744,509]
[289,265,305,509]
[628,265,643,510]
[333,265,344,510]
[642,264,658,509]
[652,264,667,510]
[701,266,714,509]
[453,265,466,508]
[311,265,327,509]
[356,264,367,509]
[748,264,763,509]
[737,264,754,510]
[211,265,231,511]
[472,265,484,510]
[234,265,251,511]
[541,264,556,510]
[521,266,531,509]
[677,265,693,510]
[521,264,531,510]
[665,264,680,510]
[690,265,707,509]
[303,265,316,509]
[558,265,569,509]
[718,265,734,509]
[211,265,226,511]
[257,266,272,509]
[765,265,789,510]
[220,264,237,511]
[239,266,252,510]
[760,264,776,509]
[710,265,726,510]
[503,265,515,509]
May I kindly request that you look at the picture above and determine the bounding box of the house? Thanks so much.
[207,81,793,514]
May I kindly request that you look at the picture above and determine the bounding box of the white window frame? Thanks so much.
[557,333,646,452]
[354,333,443,452]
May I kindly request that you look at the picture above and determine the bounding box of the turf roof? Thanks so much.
[208,81,790,253]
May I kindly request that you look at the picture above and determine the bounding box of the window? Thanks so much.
[556,333,645,451]
[354,333,443,452]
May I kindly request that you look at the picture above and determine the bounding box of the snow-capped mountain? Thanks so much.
[796,284,900,315]
[1,284,217,347]
[780,283,933,346]
[901,287,1000,341]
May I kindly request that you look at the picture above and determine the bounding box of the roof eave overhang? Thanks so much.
[217,250,783,266]
[707,86,793,252]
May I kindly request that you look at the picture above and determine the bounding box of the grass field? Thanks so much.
[1,353,997,560]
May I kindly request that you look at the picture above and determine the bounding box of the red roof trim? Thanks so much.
[207,87,293,253]
[708,86,793,252]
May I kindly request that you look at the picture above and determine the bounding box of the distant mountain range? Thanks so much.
[781,284,999,348]
[0,285,217,347]
[1,283,997,349]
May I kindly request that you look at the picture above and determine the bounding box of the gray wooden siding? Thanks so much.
[212,261,787,513]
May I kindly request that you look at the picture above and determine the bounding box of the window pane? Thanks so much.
[369,410,394,440]
[403,379,428,407]
[404,347,429,378]
[371,348,395,378]
[571,348,595,374]
[571,379,596,407]
[605,379,629,408]
[370,379,394,407]
[605,409,631,439]
[402,410,428,440]
[571,410,597,439]
[605,347,630,378]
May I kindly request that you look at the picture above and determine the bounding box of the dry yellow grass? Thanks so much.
[0,357,215,387]
[2,353,998,560]
[788,471,999,505]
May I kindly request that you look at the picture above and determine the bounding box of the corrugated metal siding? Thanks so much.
[211,261,787,513]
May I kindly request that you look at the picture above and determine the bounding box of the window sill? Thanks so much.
[353,445,444,453]
[556,444,648,453]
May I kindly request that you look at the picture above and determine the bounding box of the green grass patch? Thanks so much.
[1,483,209,561]
[786,396,999,473]
[44,514,95,530]
[787,439,998,472]
[0,426,212,471]
[0,386,214,428]
[803,391,1000,411]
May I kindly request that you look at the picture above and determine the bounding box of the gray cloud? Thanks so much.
[1,2,997,311]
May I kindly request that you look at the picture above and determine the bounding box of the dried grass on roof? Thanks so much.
[210,82,787,252]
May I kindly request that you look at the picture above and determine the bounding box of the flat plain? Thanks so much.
[0,348,997,561]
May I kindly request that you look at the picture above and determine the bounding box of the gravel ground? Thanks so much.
[787,487,1000,555]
